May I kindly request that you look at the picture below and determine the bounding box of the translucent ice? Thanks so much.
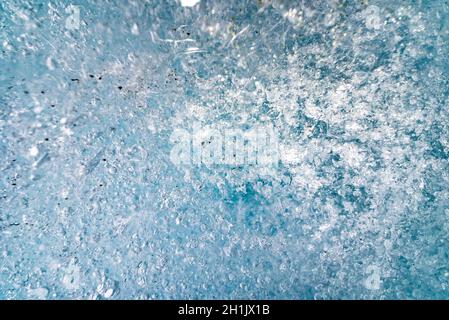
[1,0,449,299]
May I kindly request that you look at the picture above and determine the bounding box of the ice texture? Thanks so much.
[1,0,449,299]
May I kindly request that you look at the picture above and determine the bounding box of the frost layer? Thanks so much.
[1,0,449,299]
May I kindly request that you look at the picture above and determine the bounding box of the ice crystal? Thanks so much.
[0,0,449,299]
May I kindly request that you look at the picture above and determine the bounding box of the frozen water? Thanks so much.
[1,0,449,299]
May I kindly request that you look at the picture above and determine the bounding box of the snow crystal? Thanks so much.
[1,0,449,299]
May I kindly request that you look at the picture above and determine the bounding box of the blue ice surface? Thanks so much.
[0,0,449,299]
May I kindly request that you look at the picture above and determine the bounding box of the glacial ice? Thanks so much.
[1,0,449,299]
